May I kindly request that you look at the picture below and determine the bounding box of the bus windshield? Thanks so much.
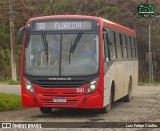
[24,33,99,76]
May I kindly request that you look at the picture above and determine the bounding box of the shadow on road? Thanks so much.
[33,108,99,118]
[31,101,126,119]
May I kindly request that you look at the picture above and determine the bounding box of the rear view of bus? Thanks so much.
[18,15,138,113]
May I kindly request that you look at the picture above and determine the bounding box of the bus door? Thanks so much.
[103,29,112,106]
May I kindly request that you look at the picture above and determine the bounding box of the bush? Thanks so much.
[0,93,21,111]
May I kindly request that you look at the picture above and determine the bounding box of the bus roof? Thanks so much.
[28,15,136,36]
[102,18,136,36]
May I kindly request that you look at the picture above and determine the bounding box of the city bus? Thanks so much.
[18,15,138,113]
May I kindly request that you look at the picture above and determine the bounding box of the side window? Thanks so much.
[134,38,138,58]
[131,37,135,58]
[103,31,110,61]
[122,34,128,58]
[109,30,116,59]
[109,30,115,44]
[127,36,131,58]
[103,29,112,73]
[115,32,123,58]
[115,32,120,45]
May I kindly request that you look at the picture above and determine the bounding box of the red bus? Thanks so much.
[18,15,138,113]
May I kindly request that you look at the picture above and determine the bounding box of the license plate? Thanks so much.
[53,98,66,103]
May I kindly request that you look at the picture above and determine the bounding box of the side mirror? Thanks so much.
[17,27,26,44]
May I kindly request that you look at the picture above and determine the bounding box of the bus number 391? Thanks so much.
[76,88,84,93]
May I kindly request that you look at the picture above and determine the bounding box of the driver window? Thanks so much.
[103,29,110,72]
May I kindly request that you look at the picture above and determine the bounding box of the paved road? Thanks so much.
[0,85,21,95]
[0,86,160,130]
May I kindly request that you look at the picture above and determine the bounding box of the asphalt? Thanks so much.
[0,86,160,130]
[0,85,21,95]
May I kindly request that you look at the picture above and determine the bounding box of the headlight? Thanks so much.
[26,85,32,90]
[85,78,99,94]
[24,78,35,94]
[90,84,96,90]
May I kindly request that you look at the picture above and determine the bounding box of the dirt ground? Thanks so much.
[0,86,160,130]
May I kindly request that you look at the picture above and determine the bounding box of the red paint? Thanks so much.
[21,15,136,109]
[22,84,103,108]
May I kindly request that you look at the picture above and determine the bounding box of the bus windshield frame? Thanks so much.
[24,31,100,77]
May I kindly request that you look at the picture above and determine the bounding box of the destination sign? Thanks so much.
[33,21,92,31]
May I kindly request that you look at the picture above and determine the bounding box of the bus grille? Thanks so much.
[32,80,88,88]
[41,99,78,106]
[40,92,78,97]
[39,92,80,106]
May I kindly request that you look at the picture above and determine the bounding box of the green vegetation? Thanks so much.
[0,80,20,85]
[0,93,21,111]
[138,82,160,86]
[0,0,160,82]
[0,25,11,79]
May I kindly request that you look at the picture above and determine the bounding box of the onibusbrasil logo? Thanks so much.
[134,1,159,18]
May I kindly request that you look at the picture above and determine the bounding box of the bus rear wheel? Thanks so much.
[40,107,52,113]
[99,90,112,113]
[123,79,132,102]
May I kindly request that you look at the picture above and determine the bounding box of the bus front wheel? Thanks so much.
[99,90,112,113]
[40,107,52,113]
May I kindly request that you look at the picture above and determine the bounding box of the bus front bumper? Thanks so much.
[22,89,103,109]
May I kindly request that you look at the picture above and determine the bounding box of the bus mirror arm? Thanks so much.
[106,58,109,62]
[17,27,26,44]
[105,60,111,68]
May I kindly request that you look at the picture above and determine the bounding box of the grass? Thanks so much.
[0,79,20,85]
[0,93,21,111]
[138,81,160,86]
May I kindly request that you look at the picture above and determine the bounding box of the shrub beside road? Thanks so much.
[0,93,21,111]
[0,80,20,85]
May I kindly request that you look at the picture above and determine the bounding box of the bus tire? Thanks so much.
[123,79,132,102]
[40,107,52,113]
[99,89,112,113]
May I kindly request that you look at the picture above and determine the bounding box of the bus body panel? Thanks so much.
[103,61,124,104]
[103,73,113,107]
[102,18,137,107]
[103,19,136,36]
[122,61,138,98]
[103,60,138,107]
[22,84,103,109]
[20,15,138,110]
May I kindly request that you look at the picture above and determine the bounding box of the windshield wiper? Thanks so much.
[42,33,49,63]
[69,41,72,64]
[70,31,82,54]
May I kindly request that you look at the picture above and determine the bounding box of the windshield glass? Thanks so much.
[24,33,99,76]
